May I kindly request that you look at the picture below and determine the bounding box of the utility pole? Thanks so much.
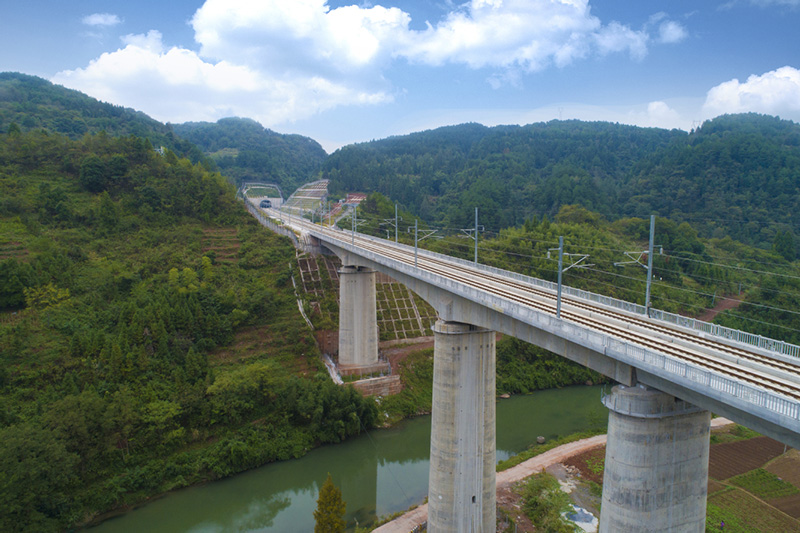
[352,206,356,245]
[474,207,479,265]
[557,236,564,318]
[460,207,483,267]
[381,203,402,243]
[408,220,437,267]
[546,239,593,318]
[645,214,655,316]
[414,219,419,267]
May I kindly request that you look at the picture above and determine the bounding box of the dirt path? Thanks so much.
[380,337,434,375]
[696,294,742,323]
[372,418,734,533]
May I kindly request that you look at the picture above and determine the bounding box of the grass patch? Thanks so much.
[497,428,606,472]
[585,455,604,476]
[729,469,800,500]
[520,471,576,532]
[378,348,433,423]
[710,424,762,445]
[707,487,800,532]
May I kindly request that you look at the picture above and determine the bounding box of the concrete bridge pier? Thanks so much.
[428,320,496,533]
[599,385,711,533]
[338,265,380,373]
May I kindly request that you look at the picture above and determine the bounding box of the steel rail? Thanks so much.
[269,210,800,401]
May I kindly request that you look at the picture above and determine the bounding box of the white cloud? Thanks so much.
[82,13,121,27]
[593,21,648,61]
[646,12,688,45]
[703,66,800,118]
[56,1,690,129]
[719,0,800,10]
[638,101,684,128]
[657,20,688,44]
[52,31,392,126]
[747,0,800,6]
[191,0,410,74]
[192,0,672,73]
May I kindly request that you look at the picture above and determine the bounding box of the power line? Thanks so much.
[662,252,800,281]
[356,218,800,330]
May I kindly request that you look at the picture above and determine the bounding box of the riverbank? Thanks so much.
[373,417,735,533]
[86,387,607,532]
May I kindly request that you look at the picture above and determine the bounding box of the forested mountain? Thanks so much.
[324,120,684,228]
[0,129,375,531]
[0,73,206,162]
[174,117,327,192]
[622,114,800,248]
[324,114,800,253]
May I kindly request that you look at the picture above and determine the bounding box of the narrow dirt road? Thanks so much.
[372,418,734,533]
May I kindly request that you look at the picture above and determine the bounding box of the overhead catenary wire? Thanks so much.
[340,213,800,330]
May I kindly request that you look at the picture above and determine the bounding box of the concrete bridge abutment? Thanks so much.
[599,384,711,533]
[428,320,496,533]
[338,265,380,372]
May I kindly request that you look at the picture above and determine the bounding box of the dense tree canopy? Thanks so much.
[0,129,375,531]
[325,114,800,252]
[174,117,327,192]
[0,73,207,163]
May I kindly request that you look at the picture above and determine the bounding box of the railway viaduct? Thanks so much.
[248,201,800,533]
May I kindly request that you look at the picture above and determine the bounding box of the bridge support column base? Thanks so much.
[338,265,378,367]
[599,385,710,533]
[428,320,496,533]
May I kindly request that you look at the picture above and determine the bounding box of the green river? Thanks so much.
[89,385,607,532]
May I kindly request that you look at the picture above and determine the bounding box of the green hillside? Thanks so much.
[0,129,375,532]
[174,117,327,192]
[324,114,800,253]
[0,73,206,162]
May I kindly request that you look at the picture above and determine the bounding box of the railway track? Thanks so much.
[269,209,800,401]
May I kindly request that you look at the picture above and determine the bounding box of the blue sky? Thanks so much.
[2,0,800,152]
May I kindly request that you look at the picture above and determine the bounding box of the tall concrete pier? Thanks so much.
[338,265,379,371]
[428,320,496,533]
[600,385,711,532]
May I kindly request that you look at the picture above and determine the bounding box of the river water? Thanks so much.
[90,386,607,532]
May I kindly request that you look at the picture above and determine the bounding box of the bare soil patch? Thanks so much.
[765,449,800,486]
[0,241,28,261]
[202,228,240,263]
[709,436,787,480]
[696,294,742,323]
[765,450,800,518]
[380,337,434,375]
[708,479,726,495]
[496,484,536,533]
[769,494,800,519]
[209,325,274,367]
[562,446,606,485]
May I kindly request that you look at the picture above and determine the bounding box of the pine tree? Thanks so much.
[313,473,346,533]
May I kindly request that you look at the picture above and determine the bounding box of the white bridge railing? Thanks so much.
[346,227,800,361]
[308,225,800,427]
[649,309,800,359]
